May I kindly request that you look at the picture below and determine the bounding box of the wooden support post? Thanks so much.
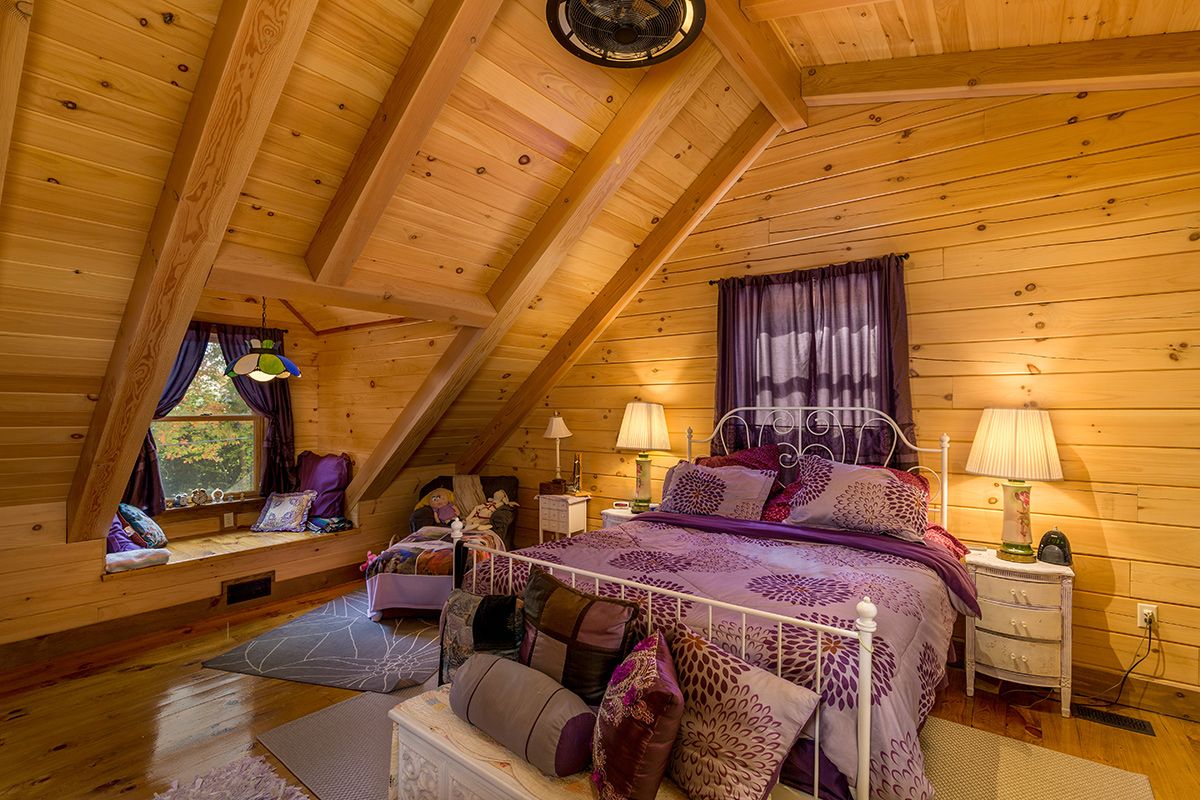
[66,0,319,542]
[456,105,780,474]
[740,0,876,22]
[344,40,724,506]
[0,0,33,207]
[304,0,504,285]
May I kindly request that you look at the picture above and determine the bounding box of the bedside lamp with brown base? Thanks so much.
[965,408,1063,563]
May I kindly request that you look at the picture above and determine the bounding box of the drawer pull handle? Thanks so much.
[1020,590,1028,599]
[1021,655,1028,663]
[1010,589,1017,598]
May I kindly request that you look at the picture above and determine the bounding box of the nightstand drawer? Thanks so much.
[975,630,1061,677]
[976,574,1061,608]
[976,598,1062,641]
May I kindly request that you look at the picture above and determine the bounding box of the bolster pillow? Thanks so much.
[449,653,595,777]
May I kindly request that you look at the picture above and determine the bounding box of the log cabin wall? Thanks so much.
[486,89,1200,701]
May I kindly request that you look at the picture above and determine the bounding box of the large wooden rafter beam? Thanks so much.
[0,0,33,206]
[344,40,724,507]
[209,243,496,327]
[456,104,780,475]
[704,0,808,130]
[66,0,318,542]
[305,0,504,285]
[804,31,1200,105]
[740,0,875,22]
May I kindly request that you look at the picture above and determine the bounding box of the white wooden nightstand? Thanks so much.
[965,548,1074,717]
[601,504,659,528]
[536,494,589,543]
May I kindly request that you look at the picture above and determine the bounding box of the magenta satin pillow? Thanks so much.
[592,631,684,800]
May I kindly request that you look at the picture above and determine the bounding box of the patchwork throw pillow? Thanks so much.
[659,461,776,520]
[668,627,820,800]
[785,455,928,542]
[251,490,317,533]
[296,451,352,518]
[439,589,524,684]
[520,569,640,705]
[116,503,168,548]
[592,631,684,800]
[450,653,595,778]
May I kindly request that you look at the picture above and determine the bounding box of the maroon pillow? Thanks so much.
[696,443,782,477]
[296,451,352,518]
[761,478,803,523]
[592,631,684,800]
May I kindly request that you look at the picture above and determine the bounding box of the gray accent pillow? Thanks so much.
[450,653,596,778]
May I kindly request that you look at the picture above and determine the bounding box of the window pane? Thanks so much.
[167,340,252,417]
[153,419,256,498]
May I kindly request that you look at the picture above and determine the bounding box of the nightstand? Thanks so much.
[536,494,589,543]
[601,504,659,528]
[965,548,1074,717]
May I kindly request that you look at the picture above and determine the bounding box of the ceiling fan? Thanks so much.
[546,0,706,68]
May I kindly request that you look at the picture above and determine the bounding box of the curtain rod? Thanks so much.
[707,252,910,285]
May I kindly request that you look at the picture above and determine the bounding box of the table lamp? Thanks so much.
[543,413,572,479]
[615,402,670,513]
[966,408,1063,563]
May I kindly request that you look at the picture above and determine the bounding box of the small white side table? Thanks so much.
[535,494,589,543]
[601,504,659,528]
[965,548,1074,717]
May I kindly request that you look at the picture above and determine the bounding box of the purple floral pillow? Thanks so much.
[659,462,776,520]
[251,490,318,532]
[786,455,928,542]
[592,631,684,800]
[668,627,820,800]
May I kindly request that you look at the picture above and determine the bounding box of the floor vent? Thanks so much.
[226,575,273,605]
[1071,705,1156,736]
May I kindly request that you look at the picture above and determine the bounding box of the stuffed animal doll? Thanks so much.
[463,490,519,532]
[416,488,459,524]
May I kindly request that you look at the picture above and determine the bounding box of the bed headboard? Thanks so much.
[686,405,950,529]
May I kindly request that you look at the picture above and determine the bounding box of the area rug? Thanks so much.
[258,687,427,800]
[921,716,1155,799]
[203,590,439,692]
[154,755,309,800]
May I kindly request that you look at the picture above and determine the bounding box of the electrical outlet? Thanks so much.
[1137,603,1158,629]
[223,512,235,528]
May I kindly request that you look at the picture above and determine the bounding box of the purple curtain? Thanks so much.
[122,321,213,515]
[714,254,915,467]
[216,325,297,496]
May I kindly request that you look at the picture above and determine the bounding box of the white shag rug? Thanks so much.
[153,756,309,800]
[921,717,1155,799]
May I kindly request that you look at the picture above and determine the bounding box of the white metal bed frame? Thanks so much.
[450,406,951,800]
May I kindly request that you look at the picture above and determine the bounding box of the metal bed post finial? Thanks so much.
[939,433,950,530]
[854,597,878,800]
[686,425,694,461]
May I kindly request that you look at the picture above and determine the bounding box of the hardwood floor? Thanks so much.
[0,584,1196,800]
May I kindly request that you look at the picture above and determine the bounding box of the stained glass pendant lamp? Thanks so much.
[225,298,301,383]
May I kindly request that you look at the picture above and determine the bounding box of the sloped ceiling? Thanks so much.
[1,0,1198,526]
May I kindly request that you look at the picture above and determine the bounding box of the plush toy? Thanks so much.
[416,488,459,524]
[463,490,519,532]
[359,550,379,573]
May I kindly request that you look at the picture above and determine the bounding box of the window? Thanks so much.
[151,339,262,500]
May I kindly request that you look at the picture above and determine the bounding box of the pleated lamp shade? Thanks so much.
[543,414,572,439]
[965,408,1063,482]
[616,402,671,452]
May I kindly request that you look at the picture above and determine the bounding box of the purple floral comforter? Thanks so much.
[465,512,978,800]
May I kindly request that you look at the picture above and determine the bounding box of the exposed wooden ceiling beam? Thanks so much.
[456,104,780,475]
[0,0,33,206]
[344,40,723,506]
[804,31,1200,105]
[66,0,318,543]
[704,0,808,130]
[305,0,504,285]
[740,0,876,22]
[210,242,496,328]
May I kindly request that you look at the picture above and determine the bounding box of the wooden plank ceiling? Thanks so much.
[2,0,1200,528]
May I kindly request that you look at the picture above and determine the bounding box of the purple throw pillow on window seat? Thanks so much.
[106,514,141,554]
[296,450,352,518]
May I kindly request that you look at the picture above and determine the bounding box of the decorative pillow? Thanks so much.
[924,523,970,558]
[251,490,317,532]
[297,451,352,518]
[785,455,928,542]
[659,461,776,520]
[439,589,524,684]
[520,569,640,705]
[450,653,595,778]
[761,477,805,523]
[116,502,168,548]
[592,631,684,800]
[668,627,820,800]
[696,443,783,477]
[106,514,140,554]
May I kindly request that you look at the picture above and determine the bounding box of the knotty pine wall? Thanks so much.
[487,88,1200,700]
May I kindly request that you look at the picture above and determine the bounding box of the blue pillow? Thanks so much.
[106,514,140,554]
[117,503,168,548]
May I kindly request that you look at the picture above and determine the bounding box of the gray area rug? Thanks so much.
[154,755,309,800]
[259,686,426,800]
[921,716,1155,799]
[203,590,439,692]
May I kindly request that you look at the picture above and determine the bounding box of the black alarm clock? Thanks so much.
[1037,528,1072,566]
